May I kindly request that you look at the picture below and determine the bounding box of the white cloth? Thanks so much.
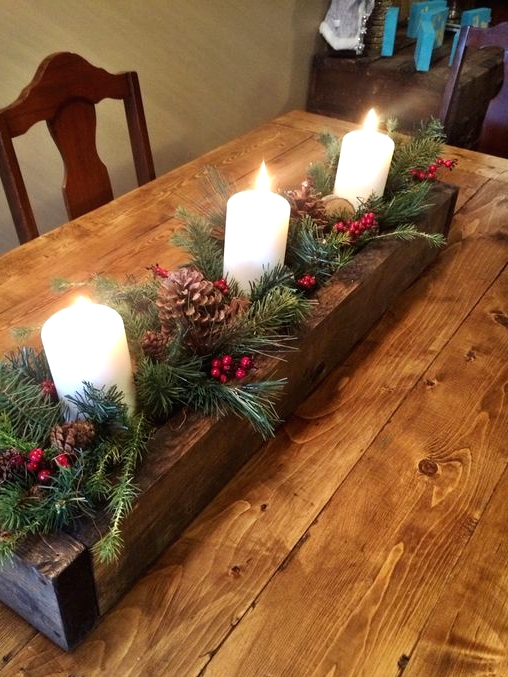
[319,0,376,51]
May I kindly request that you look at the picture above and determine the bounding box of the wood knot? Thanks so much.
[425,377,438,388]
[491,310,508,328]
[229,565,242,578]
[418,458,439,476]
[260,503,268,512]
[397,654,410,672]
[465,349,476,361]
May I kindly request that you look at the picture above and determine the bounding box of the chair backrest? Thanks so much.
[0,52,156,244]
[440,22,508,158]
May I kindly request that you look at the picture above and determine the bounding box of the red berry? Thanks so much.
[213,278,230,295]
[219,373,228,384]
[26,461,39,473]
[41,379,57,398]
[240,356,252,369]
[221,355,233,366]
[210,367,222,379]
[147,263,169,278]
[37,469,53,483]
[211,358,222,369]
[54,454,71,468]
[235,368,247,379]
[29,448,44,462]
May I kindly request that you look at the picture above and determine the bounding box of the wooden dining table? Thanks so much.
[0,110,507,677]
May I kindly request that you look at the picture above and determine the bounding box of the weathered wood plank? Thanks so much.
[199,264,508,677]
[405,465,508,676]
[0,533,98,651]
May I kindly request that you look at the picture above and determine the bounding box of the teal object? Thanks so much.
[408,0,448,39]
[414,7,449,71]
[382,6,400,56]
[449,8,492,64]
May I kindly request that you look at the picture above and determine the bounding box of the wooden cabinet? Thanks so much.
[307,34,503,149]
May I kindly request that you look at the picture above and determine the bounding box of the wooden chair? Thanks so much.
[440,22,508,158]
[0,52,155,244]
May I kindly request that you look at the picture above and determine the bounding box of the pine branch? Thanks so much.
[365,224,446,247]
[248,264,296,302]
[173,207,225,281]
[66,383,128,430]
[307,162,334,196]
[0,412,34,452]
[286,215,354,282]
[318,130,342,169]
[0,361,63,443]
[247,285,315,335]
[5,347,52,384]
[135,355,205,422]
[188,377,286,438]
[93,415,148,562]
[387,118,446,194]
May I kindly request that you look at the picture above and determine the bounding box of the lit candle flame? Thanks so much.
[255,161,271,191]
[363,109,378,132]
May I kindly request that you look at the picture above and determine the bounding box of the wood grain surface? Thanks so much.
[0,111,507,676]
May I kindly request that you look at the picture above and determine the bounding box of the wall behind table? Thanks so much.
[0,0,328,253]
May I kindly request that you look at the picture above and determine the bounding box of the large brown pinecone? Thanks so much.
[0,448,24,484]
[49,420,96,454]
[286,180,328,229]
[157,267,247,352]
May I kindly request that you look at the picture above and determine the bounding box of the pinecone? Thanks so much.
[157,267,248,351]
[286,181,328,229]
[141,330,168,361]
[49,420,96,454]
[0,448,24,484]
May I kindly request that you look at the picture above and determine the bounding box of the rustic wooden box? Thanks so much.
[0,183,458,650]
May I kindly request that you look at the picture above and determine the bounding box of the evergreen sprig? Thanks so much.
[286,215,354,283]
[189,378,285,439]
[172,207,225,281]
[0,358,63,442]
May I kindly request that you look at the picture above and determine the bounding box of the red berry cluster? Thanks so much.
[296,273,317,291]
[213,278,230,295]
[210,354,253,383]
[24,447,72,484]
[334,212,378,241]
[411,157,457,181]
[147,263,169,278]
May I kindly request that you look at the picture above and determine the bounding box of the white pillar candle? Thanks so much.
[41,297,135,420]
[333,109,395,209]
[223,161,291,292]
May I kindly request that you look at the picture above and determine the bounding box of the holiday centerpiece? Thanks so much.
[0,116,458,648]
